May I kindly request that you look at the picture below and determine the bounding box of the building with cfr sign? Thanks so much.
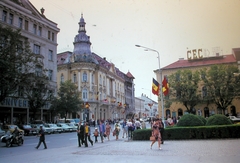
[57,14,135,122]
[156,48,240,119]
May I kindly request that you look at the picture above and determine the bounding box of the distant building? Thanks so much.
[156,48,240,119]
[57,14,135,121]
[0,0,59,124]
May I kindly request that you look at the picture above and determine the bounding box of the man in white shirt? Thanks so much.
[135,118,141,130]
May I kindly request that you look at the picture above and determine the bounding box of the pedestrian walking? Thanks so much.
[150,118,162,150]
[141,120,146,129]
[84,122,93,147]
[159,118,164,144]
[122,119,128,138]
[77,122,85,147]
[135,118,141,129]
[127,119,134,139]
[105,122,112,141]
[99,120,106,143]
[35,126,47,149]
[114,121,120,140]
[94,128,99,143]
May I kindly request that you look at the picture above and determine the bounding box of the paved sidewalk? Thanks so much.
[0,138,240,163]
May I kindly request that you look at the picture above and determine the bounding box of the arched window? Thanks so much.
[82,88,88,100]
[82,72,87,82]
[92,73,94,84]
[178,108,183,117]
[61,74,64,83]
[100,75,102,85]
[73,73,77,83]
[103,76,105,86]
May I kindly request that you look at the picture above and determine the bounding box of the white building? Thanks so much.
[0,0,59,124]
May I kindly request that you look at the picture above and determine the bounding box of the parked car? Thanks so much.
[2,125,24,135]
[45,124,63,133]
[57,123,73,132]
[31,124,53,134]
[228,116,240,124]
[67,123,78,131]
[18,124,38,136]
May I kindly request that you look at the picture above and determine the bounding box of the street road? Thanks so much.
[1,124,239,163]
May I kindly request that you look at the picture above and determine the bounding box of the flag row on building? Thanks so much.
[152,77,169,96]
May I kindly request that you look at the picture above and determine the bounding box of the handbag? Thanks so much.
[113,130,116,136]
[150,136,155,141]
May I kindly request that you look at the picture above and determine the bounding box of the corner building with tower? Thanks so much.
[57,15,135,122]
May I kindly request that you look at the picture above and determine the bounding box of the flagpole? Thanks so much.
[135,45,165,123]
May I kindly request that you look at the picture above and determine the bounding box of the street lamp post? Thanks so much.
[136,45,164,122]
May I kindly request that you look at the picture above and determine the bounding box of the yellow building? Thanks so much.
[57,15,135,122]
[156,48,240,119]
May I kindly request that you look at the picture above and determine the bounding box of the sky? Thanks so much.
[30,0,240,102]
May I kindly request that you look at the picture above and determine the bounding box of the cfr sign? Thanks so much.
[187,49,203,60]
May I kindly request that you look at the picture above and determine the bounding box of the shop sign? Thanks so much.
[0,97,50,109]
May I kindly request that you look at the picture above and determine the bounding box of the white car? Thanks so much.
[67,123,78,131]
[45,124,63,133]
[57,123,73,132]
[228,116,240,123]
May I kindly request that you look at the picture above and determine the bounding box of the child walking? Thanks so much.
[94,128,99,143]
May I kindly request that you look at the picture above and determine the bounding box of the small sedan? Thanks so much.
[19,124,38,136]
[67,123,78,131]
[32,124,53,134]
[46,124,63,133]
[57,123,73,132]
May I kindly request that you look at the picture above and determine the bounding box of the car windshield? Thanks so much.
[23,125,31,128]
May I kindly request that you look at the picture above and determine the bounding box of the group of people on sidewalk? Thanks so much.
[76,118,165,150]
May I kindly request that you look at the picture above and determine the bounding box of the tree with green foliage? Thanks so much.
[168,69,201,113]
[51,80,83,121]
[200,64,240,114]
[22,73,53,120]
[0,25,36,102]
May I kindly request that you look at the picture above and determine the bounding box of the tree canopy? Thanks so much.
[168,69,201,113]
[0,25,36,102]
[50,80,83,120]
[167,64,240,114]
[200,64,240,113]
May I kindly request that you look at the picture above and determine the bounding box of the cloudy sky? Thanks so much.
[30,0,240,102]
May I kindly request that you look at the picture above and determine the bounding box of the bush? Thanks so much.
[177,114,204,127]
[206,114,232,126]
[197,115,207,125]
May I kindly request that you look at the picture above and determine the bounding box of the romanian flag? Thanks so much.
[152,78,160,96]
[162,76,169,96]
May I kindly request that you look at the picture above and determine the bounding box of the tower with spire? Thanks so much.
[72,14,98,64]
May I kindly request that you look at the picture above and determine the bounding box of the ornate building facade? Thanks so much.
[0,0,59,124]
[156,48,240,119]
[57,15,135,122]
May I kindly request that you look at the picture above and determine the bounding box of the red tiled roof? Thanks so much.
[162,54,236,70]
[57,51,72,65]
[126,71,135,79]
